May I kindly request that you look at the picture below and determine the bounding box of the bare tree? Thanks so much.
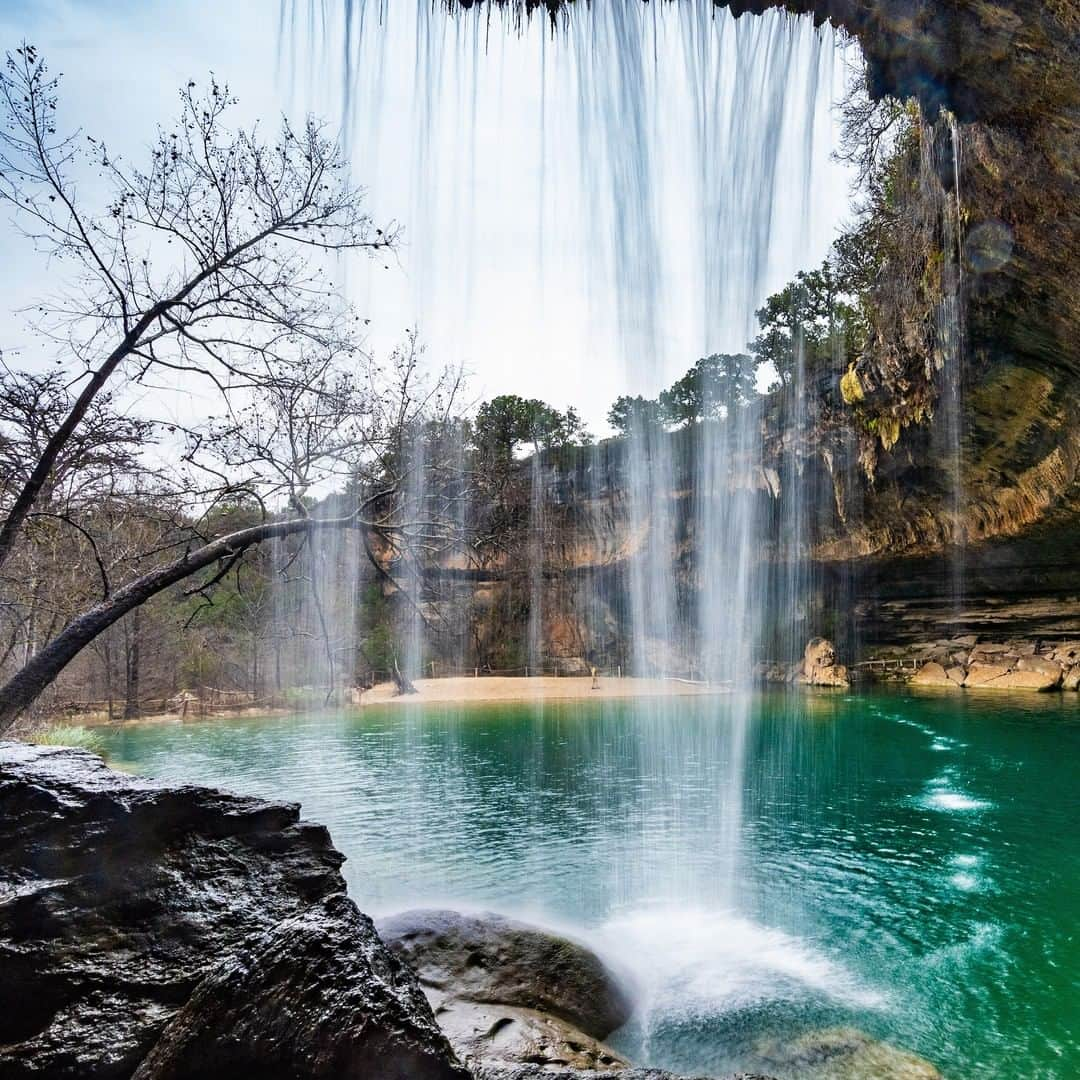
[0,44,497,728]
[0,336,475,727]
[0,44,395,574]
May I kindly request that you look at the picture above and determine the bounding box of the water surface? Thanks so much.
[99,690,1080,1078]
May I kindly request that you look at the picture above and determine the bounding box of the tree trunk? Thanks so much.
[0,312,166,576]
[0,514,359,732]
[123,608,141,720]
[392,658,418,696]
[103,634,114,723]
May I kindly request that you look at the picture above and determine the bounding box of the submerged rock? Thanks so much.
[751,1027,942,1080]
[378,909,634,1072]
[0,742,465,1080]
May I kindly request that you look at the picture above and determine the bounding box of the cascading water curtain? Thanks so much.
[283,0,854,905]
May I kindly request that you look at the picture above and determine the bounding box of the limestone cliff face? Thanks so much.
[433,0,1080,661]
[468,1,1080,547]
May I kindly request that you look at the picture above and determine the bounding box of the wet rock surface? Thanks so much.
[134,894,468,1080]
[0,742,465,1080]
[427,998,630,1073]
[378,909,635,1072]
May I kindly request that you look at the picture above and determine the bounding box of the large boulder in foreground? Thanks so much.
[378,909,634,1072]
[134,894,466,1080]
[0,742,465,1080]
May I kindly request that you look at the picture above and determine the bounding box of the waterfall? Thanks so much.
[942,113,967,616]
[283,0,853,919]
[401,422,429,681]
[269,504,361,705]
[923,110,967,624]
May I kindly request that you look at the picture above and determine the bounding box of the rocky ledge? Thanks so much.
[898,639,1080,692]
[0,741,467,1080]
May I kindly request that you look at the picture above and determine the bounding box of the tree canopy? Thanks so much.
[472,395,589,461]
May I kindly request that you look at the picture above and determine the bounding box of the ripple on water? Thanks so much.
[946,853,989,893]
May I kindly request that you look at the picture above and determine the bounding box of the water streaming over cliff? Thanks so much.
[281,0,856,1023]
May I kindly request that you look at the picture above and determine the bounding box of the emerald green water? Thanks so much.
[98,690,1080,1078]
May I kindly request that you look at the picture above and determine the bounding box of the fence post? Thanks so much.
[525,665,529,678]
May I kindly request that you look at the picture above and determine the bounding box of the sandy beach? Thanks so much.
[57,675,726,729]
[356,675,726,707]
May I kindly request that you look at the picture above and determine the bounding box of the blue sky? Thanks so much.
[0,0,856,430]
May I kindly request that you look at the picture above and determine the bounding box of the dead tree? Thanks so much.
[0,44,396,574]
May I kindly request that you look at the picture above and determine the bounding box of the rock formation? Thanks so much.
[378,909,633,1072]
[910,639,1078,691]
[0,741,467,1080]
[796,639,851,688]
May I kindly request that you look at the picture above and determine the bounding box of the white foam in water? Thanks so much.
[949,872,981,891]
[952,854,982,869]
[926,791,991,811]
[919,775,992,813]
[925,921,1004,972]
[592,905,887,1020]
[947,853,987,892]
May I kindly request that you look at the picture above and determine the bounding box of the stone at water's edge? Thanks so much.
[0,741,467,1080]
[378,909,634,1039]
[378,909,634,1072]
[907,640,1076,692]
[796,638,850,688]
[910,661,956,688]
